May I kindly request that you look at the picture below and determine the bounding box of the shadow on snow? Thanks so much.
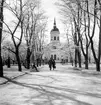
[2,73,101,105]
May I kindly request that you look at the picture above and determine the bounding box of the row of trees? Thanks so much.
[0,0,47,77]
[57,0,101,71]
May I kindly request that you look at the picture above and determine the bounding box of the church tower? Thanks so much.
[50,18,60,44]
[49,18,61,60]
[43,18,67,62]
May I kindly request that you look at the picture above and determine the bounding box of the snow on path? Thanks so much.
[0,64,101,105]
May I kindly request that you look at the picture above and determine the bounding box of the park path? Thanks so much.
[0,64,101,105]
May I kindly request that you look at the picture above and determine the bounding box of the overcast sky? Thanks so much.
[4,0,67,43]
[41,0,67,43]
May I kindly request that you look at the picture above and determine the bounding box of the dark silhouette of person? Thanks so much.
[52,59,56,70]
[48,58,56,70]
[31,63,39,72]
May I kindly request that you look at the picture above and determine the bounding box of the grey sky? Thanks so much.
[4,0,67,43]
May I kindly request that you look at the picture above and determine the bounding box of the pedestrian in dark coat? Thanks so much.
[48,58,56,70]
[52,59,56,70]
[48,58,53,70]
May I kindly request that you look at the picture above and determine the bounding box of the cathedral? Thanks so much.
[43,18,68,62]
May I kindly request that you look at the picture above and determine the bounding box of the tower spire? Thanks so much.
[51,18,59,32]
[54,18,56,26]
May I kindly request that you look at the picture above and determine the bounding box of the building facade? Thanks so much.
[43,18,68,62]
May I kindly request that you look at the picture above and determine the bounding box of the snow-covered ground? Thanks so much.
[0,66,27,85]
[0,64,101,105]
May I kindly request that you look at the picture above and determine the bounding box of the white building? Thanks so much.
[43,18,68,62]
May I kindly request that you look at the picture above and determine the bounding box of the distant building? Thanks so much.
[43,18,68,62]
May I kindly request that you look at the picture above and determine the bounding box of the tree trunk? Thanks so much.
[7,56,10,68]
[26,47,31,69]
[0,0,4,77]
[0,55,3,77]
[96,60,100,72]
[85,45,89,69]
[91,39,100,72]
[85,55,88,69]
[70,57,73,66]
[97,3,101,72]
[0,28,3,76]
[75,49,77,67]
[78,49,82,68]
[16,49,22,72]
[36,58,39,67]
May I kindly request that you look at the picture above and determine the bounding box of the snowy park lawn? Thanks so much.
[0,65,43,85]
[0,66,27,85]
[0,64,101,105]
[0,64,101,85]
[57,63,101,76]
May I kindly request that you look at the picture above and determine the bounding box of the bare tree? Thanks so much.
[23,0,47,69]
[56,0,82,67]
[56,0,101,71]
[23,2,36,69]
[0,0,5,77]
[78,0,101,71]
[35,19,47,66]
[3,0,26,71]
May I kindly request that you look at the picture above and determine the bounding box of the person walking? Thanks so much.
[48,58,56,70]
[48,58,53,70]
[52,59,56,70]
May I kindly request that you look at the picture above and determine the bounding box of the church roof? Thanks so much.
[51,18,59,32]
[51,26,59,32]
